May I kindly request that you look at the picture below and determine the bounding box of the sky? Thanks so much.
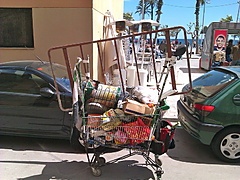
[124,0,240,38]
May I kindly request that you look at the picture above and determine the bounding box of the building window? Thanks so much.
[0,8,34,48]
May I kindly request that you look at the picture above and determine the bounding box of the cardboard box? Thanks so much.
[123,99,155,115]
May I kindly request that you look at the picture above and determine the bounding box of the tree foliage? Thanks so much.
[123,12,134,21]
[220,15,233,22]
[135,0,151,19]
[135,0,160,20]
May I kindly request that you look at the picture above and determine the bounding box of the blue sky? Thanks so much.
[124,0,240,32]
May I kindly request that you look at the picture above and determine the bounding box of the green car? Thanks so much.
[177,66,240,163]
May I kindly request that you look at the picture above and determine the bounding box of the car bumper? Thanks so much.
[177,100,224,145]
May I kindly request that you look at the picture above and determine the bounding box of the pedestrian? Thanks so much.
[225,39,233,62]
[145,44,151,53]
[171,40,176,52]
[230,41,240,66]
[175,41,183,60]
[193,41,196,48]
[159,40,167,55]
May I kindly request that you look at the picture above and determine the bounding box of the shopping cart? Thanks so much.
[73,58,175,179]
[48,26,192,180]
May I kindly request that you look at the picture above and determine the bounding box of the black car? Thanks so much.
[0,60,75,140]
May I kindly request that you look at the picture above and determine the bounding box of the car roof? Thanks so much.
[0,60,49,69]
[214,66,240,78]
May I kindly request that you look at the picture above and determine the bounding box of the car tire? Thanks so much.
[70,126,84,151]
[211,127,240,163]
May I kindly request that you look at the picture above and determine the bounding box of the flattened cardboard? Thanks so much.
[123,99,155,115]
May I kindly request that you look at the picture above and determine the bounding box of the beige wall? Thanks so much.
[0,0,124,80]
[0,8,92,64]
[0,0,92,8]
[92,0,124,80]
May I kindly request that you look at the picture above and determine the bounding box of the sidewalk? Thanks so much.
[182,47,201,59]
[162,56,205,120]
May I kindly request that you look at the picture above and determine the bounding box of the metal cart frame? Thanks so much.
[48,26,192,180]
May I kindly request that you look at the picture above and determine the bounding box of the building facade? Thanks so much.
[0,0,123,79]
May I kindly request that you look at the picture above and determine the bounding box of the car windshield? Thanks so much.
[191,69,237,97]
[31,62,71,91]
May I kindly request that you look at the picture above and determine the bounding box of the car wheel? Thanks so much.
[70,126,84,151]
[211,127,240,163]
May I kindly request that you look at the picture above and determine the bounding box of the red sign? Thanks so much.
[213,29,228,52]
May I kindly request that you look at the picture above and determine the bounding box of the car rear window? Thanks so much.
[192,69,237,97]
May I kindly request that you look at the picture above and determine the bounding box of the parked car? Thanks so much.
[177,66,240,163]
[0,60,77,141]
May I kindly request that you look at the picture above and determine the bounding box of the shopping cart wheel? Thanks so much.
[91,167,102,177]
[98,157,106,166]
[155,158,162,166]
[155,170,164,179]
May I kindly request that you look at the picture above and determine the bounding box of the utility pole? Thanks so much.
[200,1,206,45]
[200,0,210,48]
[234,1,240,41]
[236,0,240,23]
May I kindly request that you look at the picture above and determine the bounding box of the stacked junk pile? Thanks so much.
[48,12,191,180]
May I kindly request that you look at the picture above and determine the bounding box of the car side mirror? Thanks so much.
[40,87,55,98]
[173,45,186,57]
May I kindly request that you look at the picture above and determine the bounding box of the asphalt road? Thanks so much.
[1,57,239,180]
[1,127,239,180]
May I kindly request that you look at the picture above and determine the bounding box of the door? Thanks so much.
[0,68,67,137]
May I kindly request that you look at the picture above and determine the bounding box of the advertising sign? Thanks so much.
[213,29,228,62]
[213,29,228,52]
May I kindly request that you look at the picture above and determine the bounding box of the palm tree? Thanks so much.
[135,0,151,19]
[155,0,163,23]
[135,0,162,21]
[195,0,205,54]
[148,0,157,20]
[153,0,163,44]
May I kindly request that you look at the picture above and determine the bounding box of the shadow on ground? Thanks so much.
[0,135,79,153]
[1,160,155,180]
[166,128,240,166]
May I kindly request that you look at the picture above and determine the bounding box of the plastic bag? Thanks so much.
[132,86,159,104]
[123,117,150,145]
